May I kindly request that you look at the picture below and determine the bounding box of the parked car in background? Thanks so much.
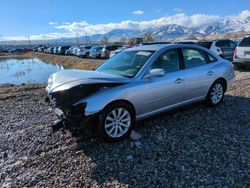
[38,46,44,52]
[47,47,53,53]
[57,46,70,55]
[9,48,26,53]
[46,44,235,142]
[233,36,250,65]
[53,47,58,54]
[43,46,49,53]
[0,48,9,53]
[76,45,92,57]
[109,46,128,58]
[89,46,104,58]
[101,45,122,58]
[72,46,79,56]
[197,40,237,61]
[33,47,38,52]
[65,46,75,55]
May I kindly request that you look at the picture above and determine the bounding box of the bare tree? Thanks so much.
[185,35,198,40]
[143,32,154,42]
[117,37,126,45]
[128,38,136,46]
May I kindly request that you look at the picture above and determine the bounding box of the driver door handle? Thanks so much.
[207,71,214,76]
[175,78,183,84]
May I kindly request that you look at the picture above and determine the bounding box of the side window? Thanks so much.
[151,50,179,73]
[182,48,206,68]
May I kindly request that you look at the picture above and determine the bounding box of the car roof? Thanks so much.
[126,44,175,51]
[125,44,207,52]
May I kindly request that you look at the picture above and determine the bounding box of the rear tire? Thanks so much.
[206,80,226,107]
[97,102,135,142]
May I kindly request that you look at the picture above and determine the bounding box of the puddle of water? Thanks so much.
[0,58,67,84]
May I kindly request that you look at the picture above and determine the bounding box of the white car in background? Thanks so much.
[76,45,92,58]
[234,36,250,65]
[109,46,128,58]
[197,40,237,61]
[72,46,79,56]
[65,46,75,55]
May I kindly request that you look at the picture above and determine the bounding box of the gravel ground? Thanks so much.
[0,71,249,187]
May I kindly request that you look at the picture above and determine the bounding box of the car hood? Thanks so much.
[46,69,130,93]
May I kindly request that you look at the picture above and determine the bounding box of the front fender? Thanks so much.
[74,84,136,116]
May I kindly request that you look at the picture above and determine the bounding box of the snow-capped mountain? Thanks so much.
[88,13,250,41]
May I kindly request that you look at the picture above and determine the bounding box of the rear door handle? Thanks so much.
[207,71,214,76]
[175,78,183,84]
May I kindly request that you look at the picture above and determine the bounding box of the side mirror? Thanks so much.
[144,68,165,79]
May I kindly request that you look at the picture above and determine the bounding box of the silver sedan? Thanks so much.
[46,44,235,142]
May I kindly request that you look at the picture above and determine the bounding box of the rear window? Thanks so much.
[239,37,250,47]
[197,42,212,49]
[215,40,228,48]
[215,40,236,48]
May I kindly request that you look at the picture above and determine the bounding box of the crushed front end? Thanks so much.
[45,83,122,134]
[45,85,90,133]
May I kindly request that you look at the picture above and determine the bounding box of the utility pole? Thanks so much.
[76,33,79,45]
[27,36,31,49]
[0,34,2,49]
[43,35,46,45]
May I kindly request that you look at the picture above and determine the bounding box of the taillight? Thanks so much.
[234,48,238,58]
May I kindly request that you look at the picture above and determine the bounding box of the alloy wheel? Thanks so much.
[104,108,131,138]
[211,83,223,104]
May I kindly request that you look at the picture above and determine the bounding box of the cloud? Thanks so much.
[48,22,58,25]
[3,10,250,41]
[51,12,221,35]
[132,10,144,15]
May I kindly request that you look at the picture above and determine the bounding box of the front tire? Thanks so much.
[97,102,135,142]
[206,80,226,107]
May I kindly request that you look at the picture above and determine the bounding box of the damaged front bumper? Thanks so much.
[45,94,91,133]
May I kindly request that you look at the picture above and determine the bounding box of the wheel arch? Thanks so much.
[215,77,227,91]
[102,99,136,118]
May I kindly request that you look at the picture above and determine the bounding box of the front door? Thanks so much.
[137,49,185,117]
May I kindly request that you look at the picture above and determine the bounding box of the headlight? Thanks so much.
[46,75,53,91]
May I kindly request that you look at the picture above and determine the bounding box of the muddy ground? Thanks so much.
[0,70,249,187]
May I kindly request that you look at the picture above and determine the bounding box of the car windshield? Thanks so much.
[97,50,155,78]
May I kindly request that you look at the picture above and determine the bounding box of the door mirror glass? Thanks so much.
[144,68,165,78]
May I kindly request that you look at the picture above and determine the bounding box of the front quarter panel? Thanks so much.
[75,82,143,117]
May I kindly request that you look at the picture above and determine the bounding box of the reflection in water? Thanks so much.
[0,58,67,84]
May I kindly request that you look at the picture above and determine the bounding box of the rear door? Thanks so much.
[181,48,218,102]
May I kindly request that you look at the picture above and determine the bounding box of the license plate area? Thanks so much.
[244,51,250,58]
